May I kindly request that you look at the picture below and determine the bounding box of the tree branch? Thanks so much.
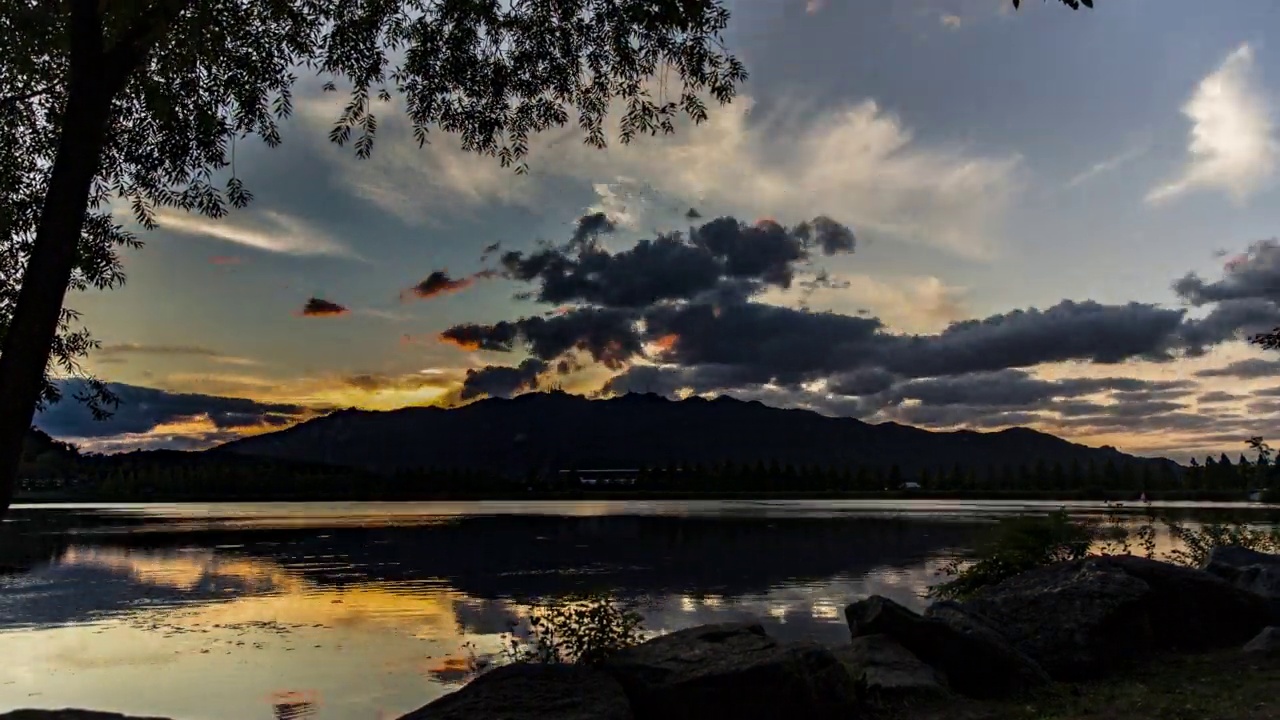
[0,84,55,110]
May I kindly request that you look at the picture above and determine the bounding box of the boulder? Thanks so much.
[1244,626,1280,657]
[601,622,856,720]
[957,555,1272,681]
[397,662,633,720]
[1203,545,1280,608]
[844,595,1048,699]
[831,634,948,700]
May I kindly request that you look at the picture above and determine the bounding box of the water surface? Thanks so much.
[1,499,1274,719]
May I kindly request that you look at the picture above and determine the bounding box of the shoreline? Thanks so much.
[12,488,1268,505]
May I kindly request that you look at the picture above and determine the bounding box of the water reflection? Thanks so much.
[2,500,1275,720]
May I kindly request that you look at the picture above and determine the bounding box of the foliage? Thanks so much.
[499,593,645,666]
[932,504,1280,600]
[929,509,1093,600]
[1163,519,1280,568]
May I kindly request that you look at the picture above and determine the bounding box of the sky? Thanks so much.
[38,0,1280,462]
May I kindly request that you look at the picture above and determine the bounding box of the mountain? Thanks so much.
[214,392,1176,476]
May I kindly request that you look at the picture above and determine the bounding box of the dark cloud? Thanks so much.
[1198,391,1246,404]
[37,380,308,440]
[95,343,254,366]
[826,368,898,396]
[402,270,494,301]
[442,308,643,369]
[685,207,703,220]
[496,214,855,309]
[460,359,548,400]
[880,370,1187,409]
[1177,299,1280,351]
[1195,358,1280,379]
[640,299,1184,388]
[298,297,348,317]
[570,211,616,247]
[1173,239,1280,306]
[342,373,456,393]
[883,301,1186,378]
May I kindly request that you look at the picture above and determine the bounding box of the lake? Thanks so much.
[1,499,1276,719]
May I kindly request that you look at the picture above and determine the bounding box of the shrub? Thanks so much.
[1163,519,1280,568]
[932,505,1280,599]
[929,509,1093,600]
[500,592,645,666]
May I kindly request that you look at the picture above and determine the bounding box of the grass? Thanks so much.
[871,649,1280,720]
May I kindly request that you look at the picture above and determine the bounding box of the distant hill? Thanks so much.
[214,392,1177,476]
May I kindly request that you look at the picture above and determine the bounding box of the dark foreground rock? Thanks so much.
[845,595,1049,699]
[397,663,633,720]
[831,633,948,699]
[956,555,1272,681]
[1203,545,1280,609]
[1244,626,1280,657]
[602,623,857,720]
[0,707,170,712]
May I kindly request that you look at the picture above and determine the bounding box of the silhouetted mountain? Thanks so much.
[214,392,1176,476]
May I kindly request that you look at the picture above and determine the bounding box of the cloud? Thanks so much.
[304,93,1019,260]
[156,209,358,258]
[432,209,1280,461]
[1066,140,1150,188]
[209,255,244,266]
[940,13,962,29]
[1147,43,1277,205]
[1174,239,1280,307]
[37,380,308,442]
[401,270,494,302]
[95,343,259,367]
[497,214,853,309]
[561,97,1021,260]
[1195,357,1280,379]
[460,359,548,400]
[297,298,349,317]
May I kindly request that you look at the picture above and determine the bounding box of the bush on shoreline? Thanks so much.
[931,505,1280,600]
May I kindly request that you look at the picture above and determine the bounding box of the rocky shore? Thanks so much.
[8,546,1280,720]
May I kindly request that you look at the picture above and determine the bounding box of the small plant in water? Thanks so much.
[500,592,645,666]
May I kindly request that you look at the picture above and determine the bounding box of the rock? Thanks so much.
[0,707,171,712]
[1203,545,1280,612]
[1203,545,1280,576]
[831,634,948,700]
[1244,626,1280,657]
[602,622,856,720]
[397,662,633,720]
[845,595,1048,699]
[957,555,1272,681]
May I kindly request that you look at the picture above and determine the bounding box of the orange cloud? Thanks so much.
[652,334,679,352]
[296,298,349,317]
[438,333,481,352]
[210,255,244,266]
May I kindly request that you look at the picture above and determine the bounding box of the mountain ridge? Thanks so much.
[214,391,1177,476]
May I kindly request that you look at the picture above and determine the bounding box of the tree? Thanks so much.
[0,0,747,515]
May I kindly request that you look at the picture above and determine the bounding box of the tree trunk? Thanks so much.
[0,15,116,517]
